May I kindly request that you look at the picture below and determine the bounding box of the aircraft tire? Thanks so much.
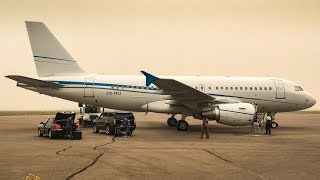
[271,122,278,128]
[176,120,189,131]
[167,118,177,127]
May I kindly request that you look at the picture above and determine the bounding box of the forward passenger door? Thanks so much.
[273,80,285,99]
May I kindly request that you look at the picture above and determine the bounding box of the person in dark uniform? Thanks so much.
[114,117,122,137]
[201,116,209,139]
[123,117,131,137]
[265,115,272,134]
[65,117,74,139]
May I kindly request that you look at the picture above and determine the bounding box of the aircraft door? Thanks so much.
[199,84,205,93]
[84,77,95,97]
[273,80,285,99]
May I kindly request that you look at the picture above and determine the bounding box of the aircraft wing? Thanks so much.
[141,71,232,109]
[5,75,62,89]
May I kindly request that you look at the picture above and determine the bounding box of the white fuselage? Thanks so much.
[26,75,316,115]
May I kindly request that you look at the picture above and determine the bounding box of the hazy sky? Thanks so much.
[0,0,319,110]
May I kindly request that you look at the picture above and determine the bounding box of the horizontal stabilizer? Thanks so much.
[5,75,62,89]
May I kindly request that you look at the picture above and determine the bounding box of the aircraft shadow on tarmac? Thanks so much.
[135,121,314,134]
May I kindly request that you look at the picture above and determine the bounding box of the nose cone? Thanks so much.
[310,95,317,107]
[305,92,317,108]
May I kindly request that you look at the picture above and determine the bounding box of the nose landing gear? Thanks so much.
[271,122,279,128]
[268,112,279,128]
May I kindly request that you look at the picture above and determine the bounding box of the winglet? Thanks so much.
[141,71,159,86]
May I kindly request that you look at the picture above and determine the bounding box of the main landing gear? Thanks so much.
[167,114,189,131]
[176,120,189,131]
[167,117,177,127]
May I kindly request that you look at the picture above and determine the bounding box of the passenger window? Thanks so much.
[260,87,262,90]
[240,87,243,90]
[221,87,223,90]
[226,87,228,90]
[255,87,257,90]
[216,87,218,90]
[230,87,233,90]
[235,87,238,90]
[195,86,198,90]
[269,87,272,90]
[245,87,247,90]
[250,87,252,90]
[208,87,211,90]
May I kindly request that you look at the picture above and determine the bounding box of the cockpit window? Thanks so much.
[294,86,304,91]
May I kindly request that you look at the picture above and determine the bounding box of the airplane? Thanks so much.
[5,21,317,131]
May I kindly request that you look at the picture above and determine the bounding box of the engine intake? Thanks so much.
[202,103,255,126]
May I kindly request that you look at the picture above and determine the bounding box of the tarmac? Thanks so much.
[0,112,320,180]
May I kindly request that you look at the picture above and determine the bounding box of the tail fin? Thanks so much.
[25,21,86,77]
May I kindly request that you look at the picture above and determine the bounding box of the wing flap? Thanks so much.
[5,75,62,89]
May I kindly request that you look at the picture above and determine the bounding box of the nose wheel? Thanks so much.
[176,120,189,131]
[271,122,279,128]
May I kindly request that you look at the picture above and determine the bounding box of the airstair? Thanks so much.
[251,113,266,133]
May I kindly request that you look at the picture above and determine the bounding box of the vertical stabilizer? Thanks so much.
[25,21,86,77]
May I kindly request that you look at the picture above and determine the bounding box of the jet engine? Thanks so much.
[202,103,255,126]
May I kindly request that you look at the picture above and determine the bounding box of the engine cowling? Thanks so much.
[202,103,255,126]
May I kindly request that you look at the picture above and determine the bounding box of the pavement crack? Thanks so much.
[66,138,116,179]
[56,146,73,156]
[66,153,104,180]
[202,149,233,163]
[93,141,114,150]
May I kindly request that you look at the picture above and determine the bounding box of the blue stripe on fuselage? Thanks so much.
[48,80,160,90]
[47,80,287,104]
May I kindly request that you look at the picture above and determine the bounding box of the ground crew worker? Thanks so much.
[65,117,74,139]
[201,116,209,139]
[123,117,131,137]
[114,117,122,137]
[265,115,272,134]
